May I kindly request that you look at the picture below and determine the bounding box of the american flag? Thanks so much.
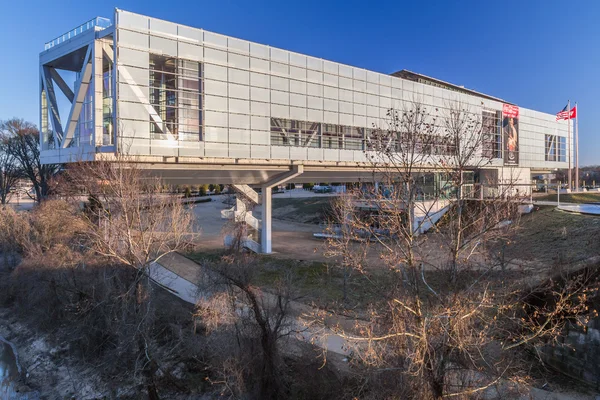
[556,104,576,121]
[556,104,570,121]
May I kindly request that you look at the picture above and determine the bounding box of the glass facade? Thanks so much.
[148,54,203,141]
[545,134,566,162]
[482,110,502,159]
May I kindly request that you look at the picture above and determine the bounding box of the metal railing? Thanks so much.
[44,17,111,50]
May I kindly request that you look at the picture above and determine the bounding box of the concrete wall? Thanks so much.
[541,319,600,389]
[112,9,571,169]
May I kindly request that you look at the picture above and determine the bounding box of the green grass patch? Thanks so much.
[535,192,600,204]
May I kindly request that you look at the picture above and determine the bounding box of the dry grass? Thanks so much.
[503,205,600,265]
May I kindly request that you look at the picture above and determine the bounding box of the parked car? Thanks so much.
[313,185,333,193]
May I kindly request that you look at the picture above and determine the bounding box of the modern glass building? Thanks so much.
[39,9,573,252]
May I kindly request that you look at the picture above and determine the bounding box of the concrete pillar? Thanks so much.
[261,185,272,254]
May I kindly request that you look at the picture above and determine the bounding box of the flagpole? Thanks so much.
[575,102,579,191]
[567,99,572,191]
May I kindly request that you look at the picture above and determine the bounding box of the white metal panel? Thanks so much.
[324,99,338,112]
[204,31,228,48]
[323,60,338,75]
[290,147,308,160]
[306,56,323,71]
[307,109,323,122]
[366,94,379,107]
[366,82,379,95]
[353,92,366,105]
[119,47,150,68]
[204,79,228,96]
[380,75,392,87]
[307,96,323,110]
[307,70,323,83]
[366,71,379,84]
[380,85,391,97]
[271,145,290,159]
[290,66,306,81]
[204,47,228,64]
[323,73,338,87]
[250,42,269,59]
[150,36,177,56]
[271,76,289,91]
[229,114,250,129]
[204,142,228,157]
[204,64,228,81]
[229,129,251,144]
[228,37,250,54]
[119,29,149,50]
[229,68,250,85]
[339,77,353,90]
[289,53,307,67]
[353,79,366,92]
[119,120,150,139]
[149,17,177,36]
[251,131,270,145]
[251,116,269,131]
[271,104,289,118]
[251,144,270,158]
[353,68,366,81]
[324,111,338,124]
[271,61,289,76]
[367,105,379,118]
[250,72,270,88]
[229,53,249,69]
[307,83,323,97]
[271,90,289,105]
[229,98,250,115]
[290,80,307,94]
[391,76,402,88]
[204,111,229,128]
[339,88,353,103]
[177,25,203,44]
[323,148,339,161]
[119,65,148,86]
[229,83,250,100]
[353,115,366,128]
[178,141,205,157]
[150,141,178,157]
[324,86,339,100]
[339,113,352,126]
[290,106,307,121]
[339,64,353,78]
[251,87,270,103]
[250,57,269,73]
[290,93,306,108]
[340,149,353,161]
[251,101,269,116]
[307,147,324,161]
[178,41,202,61]
[270,48,289,63]
[117,11,149,32]
[119,101,150,122]
[339,101,352,114]
[119,82,148,103]
[203,126,228,142]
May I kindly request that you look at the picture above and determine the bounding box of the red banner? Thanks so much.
[502,104,519,118]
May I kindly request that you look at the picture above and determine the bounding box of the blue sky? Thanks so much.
[1,0,598,165]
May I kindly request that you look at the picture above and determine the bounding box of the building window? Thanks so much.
[545,134,566,162]
[148,54,202,141]
[482,110,502,159]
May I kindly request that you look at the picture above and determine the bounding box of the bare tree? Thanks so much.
[195,253,294,399]
[322,102,530,398]
[0,119,59,202]
[60,157,196,399]
[0,138,19,204]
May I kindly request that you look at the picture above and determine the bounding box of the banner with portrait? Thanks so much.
[502,104,519,166]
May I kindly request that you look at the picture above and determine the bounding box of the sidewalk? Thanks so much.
[149,252,354,356]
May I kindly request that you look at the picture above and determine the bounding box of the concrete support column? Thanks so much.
[261,186,272,254]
